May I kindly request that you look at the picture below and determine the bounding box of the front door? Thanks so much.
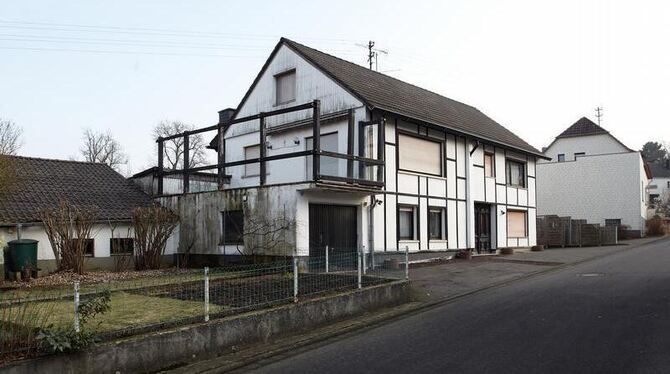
[474,203,492,254]
[309,204,358,266]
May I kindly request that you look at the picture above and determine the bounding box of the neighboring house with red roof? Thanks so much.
[0,156,174,272]
[157,37,545,263]
[537,117,651,235]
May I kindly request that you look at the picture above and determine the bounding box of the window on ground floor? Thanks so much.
[429,208,445,240]
[222,210,244,245]
[110,238,134,255]
[507,210,527,238]
[605,219,622,227]
[398,206,417,241]
[68,238,94,257]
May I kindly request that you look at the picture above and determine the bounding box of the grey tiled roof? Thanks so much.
[282,38,543,156]
[557,117,608,138]
[0,156,152,225]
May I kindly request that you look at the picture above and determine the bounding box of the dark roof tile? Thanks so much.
[282,38,542,156]
[0,156,152,225]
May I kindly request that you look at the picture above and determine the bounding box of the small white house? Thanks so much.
[536,117,651,235]
[158,38,544,262]
[648,160,670,212]
[0,156,173,273]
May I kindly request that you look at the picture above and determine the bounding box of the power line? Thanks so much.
[0,45,267,58]
[0,20,359,45]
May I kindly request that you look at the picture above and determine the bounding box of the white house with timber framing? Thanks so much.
[157,38,545,262]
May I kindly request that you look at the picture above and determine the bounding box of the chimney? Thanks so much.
[218,108,235,125]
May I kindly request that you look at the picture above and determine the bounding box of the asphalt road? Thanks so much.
[247,238,670,374]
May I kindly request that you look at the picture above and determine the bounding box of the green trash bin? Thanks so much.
[8,239,38,278]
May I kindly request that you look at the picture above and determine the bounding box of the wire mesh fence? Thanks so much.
[0,248,407,361]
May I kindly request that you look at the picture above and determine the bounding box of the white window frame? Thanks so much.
[398,205,418,241]
[244,144,261,177]
[428,207,446,240]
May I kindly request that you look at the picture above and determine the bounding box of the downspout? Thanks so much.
[16,223,22,240]
[465,138,474,250]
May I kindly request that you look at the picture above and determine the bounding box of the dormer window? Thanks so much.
[275,69,296,105]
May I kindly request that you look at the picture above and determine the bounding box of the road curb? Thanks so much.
[165,236,668,373]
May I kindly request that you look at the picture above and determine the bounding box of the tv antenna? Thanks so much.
[355,40,388,71]
[595,106,603,126]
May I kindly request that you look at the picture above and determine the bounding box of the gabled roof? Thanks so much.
[557,117,608,138]
[544,116,633,153]
[0,156,152,225]
[214,38,543,157]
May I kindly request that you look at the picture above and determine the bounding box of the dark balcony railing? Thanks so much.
[155,100,385,196]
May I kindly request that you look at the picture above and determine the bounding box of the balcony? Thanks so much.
[154,100,385,196]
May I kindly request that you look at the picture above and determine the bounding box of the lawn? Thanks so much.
[2,291,222,333]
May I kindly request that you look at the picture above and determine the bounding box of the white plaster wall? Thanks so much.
[223,43,366,189]
[0,223,151,261]
[542,133,629,162]
[536,152,648,231]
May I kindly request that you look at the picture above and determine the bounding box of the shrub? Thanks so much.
[132,205,179,270]
[646,216,666,237]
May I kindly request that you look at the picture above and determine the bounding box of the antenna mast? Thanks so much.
[595,106,603,126]
[355,40,389,71]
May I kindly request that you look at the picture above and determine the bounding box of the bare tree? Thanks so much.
[132,205,179,270]
[0,119,23,155]
[39,200,99,274]
[153,120,206,170]
[80,128,128,172]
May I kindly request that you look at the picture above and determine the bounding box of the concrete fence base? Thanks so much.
[2,280,410,374]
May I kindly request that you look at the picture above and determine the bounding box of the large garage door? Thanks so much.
[308,204,358,259]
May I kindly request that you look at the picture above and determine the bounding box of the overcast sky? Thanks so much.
[0,0,668,174]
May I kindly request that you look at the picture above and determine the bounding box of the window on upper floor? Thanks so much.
[484,152,495,177]
[557,154,565,162]
[506,159,526,188]
[244,145,261,177]
[398,134,442,176]
[574,152,585,160]
[398,206,418,241]
[275,69,296,105]
[306,132,339,179]
[221,210,244,245]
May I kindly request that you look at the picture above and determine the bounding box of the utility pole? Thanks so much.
[595,106,603,126]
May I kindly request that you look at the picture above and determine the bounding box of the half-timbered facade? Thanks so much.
[158,38,544,260]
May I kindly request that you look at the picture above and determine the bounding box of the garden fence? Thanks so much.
[0,247,408,361]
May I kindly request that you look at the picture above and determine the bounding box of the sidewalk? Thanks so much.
[411,236,665,301]
[164,236,667,374]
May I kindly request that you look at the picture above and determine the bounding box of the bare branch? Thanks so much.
[80,128,128,172]
[153,120,207,170]
[0,119,23,155]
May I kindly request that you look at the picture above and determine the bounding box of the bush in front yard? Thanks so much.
[132,205,179,270]
[646,216,667,237]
